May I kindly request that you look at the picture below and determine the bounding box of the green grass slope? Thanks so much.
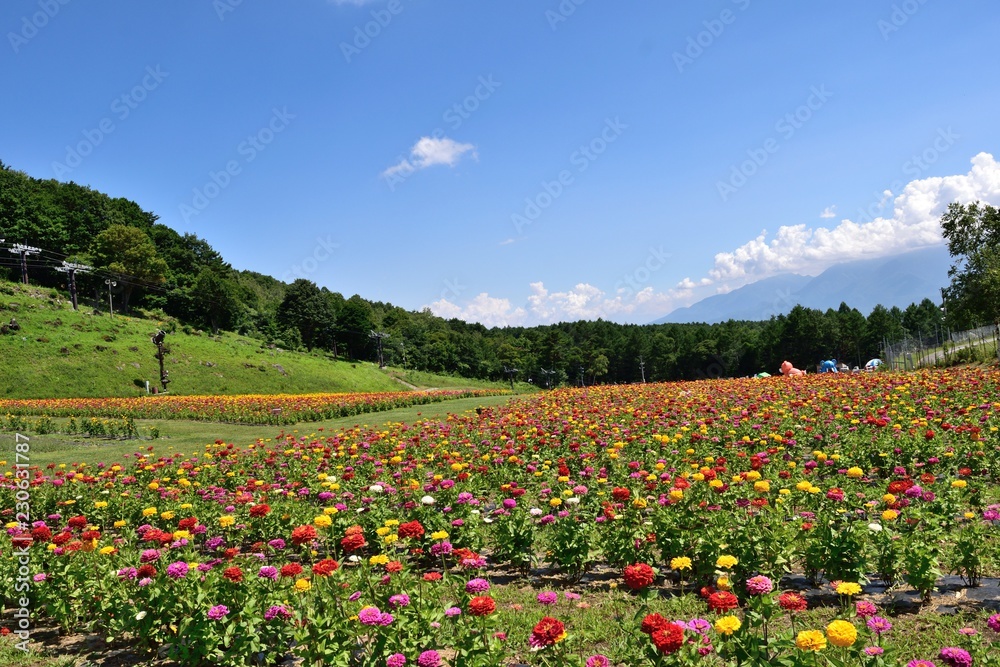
[0,281,502,398]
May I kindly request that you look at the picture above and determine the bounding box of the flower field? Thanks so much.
[0,389,507,426]
[2,369,1000,666]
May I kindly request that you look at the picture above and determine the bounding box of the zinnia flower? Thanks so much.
[938,647,972,667]
[586,655,610,667]
[207,605,229,620]
[778,591,807,612]
[713,616,741,636]
[386,654,406,667]
[465,578,490,593]
[670,556,692,571]
[796,629,827,651]
[835,581,862,596]
[468,596,496,616]
[707,591,739,613]
[867,616,892,635]
[529,616,567,648]
[623,562,655,590]
[651,623,686,653]
[746,575,773,595]
[826,620,857,647]
[715,555,738,569]
[358,606,383,625]
[417,650,440,667]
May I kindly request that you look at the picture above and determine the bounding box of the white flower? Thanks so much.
[421,495,436,505]
[529,508,543,516]
[565,497,580,505]
[135,611,147,620]
[349,555,361,563]
[368,485,384,494]
[868,522,883,532]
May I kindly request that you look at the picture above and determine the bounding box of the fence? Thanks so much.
[883,323,1000,370]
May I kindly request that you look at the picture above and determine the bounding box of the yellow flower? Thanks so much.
[882,493,896,504]
[113,520,127,528]
[670,556,692,571]
[881,509,899,522]
[147,482,159,491]
[846,467,864,479]
[295,578,311,592]
[745,470,761,481]
[313,515,332,528]
[376,527,390,537]
[142,507,158,517]
[714,615,741,635]
[160,511,175,521]
[631,497,646,509]
[796,630,827,652]
[826,620,857,647]
[323,507,338,515]
[369,554,390,566]
[99,546,116,556]
[716,555,738,569]
[383,534,398,545]
[551,497,565,507]
[94,501,108,509]
[754,481,770,493]
[173,530,191,541]
[669,489,684,501]
[964,511,976,519]
[951,480,967,489]
[431,530,449,540]
[835,582,862,596]
[796,481,812,491]
[219,515,235,528]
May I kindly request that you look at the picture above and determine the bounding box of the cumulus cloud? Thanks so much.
[426,153,1000,326]
[820,205,837,218]
[382,137,477,179]
[703,152,1000,286]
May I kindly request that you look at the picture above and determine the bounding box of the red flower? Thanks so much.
[31,526,52,542]
[397,521,425,539]
[423,572,442,582]
[707,591,739,613]
[249,504,271,518]
[641,613,670,635]
[623,563,656,591]
[341,533,367,553]
[919,473,936,485]
[223,566,244,583]
[312,559,339,577]
[67,515,88,530]
[280,563,304,578]
[887,479,914,494]
[52,531,72,546]
[81,530,101,541]
[651,624,685,654]
[178,516,198,530]
[468,596,496,616]
[223,547,240,561]
[137,564,157,578]
[699,585,717,599]
[385,561,403,574]
[530,616,566,647]
[778,591,808,612]
[291,525,318,546]
[611,487,631,502]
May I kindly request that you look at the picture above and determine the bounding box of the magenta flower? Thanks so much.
[939,647,972,667]
[207,605,229,620]
[417,650,441,667]
[586,656,610,667]
[465,578,490,593]
[166,561,189,579]
[258,566,279,580]
[745,575,773,595]
[444,607,462,617]
[389,594,411,609]
[140,549,160,563]
[864,647,885,656]
[855,600,878,618]
[358,606,383,626]
[867,616,892,635]
[537,591,558,605]
[386,654,406,667]
[988,613,1000,632]
[264,605,292,621]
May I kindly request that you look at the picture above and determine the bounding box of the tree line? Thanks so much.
[2,160,996,385]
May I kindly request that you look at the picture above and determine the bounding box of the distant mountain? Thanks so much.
[655,246,951,324]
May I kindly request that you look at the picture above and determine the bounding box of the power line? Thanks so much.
[6,244,40,285]
[54,261,91,311]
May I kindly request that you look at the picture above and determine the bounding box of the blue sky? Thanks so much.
[3,0,1000,326]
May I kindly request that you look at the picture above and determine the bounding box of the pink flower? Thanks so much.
[207,605,229,620]
[417,650,441,667]
[386,654,406,667]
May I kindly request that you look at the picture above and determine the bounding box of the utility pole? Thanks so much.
[55,262,91,310]
[399,340,407,369]
[7,244,41,285]
[579,365,585,388]
[105,278,117,317]
[503,365,518,391]
[369,330,389,368]
[540,368,555,389]
[638,356,646,383]
[151,329,170,393]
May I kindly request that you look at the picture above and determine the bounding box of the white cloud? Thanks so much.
[706,152,1000,286]
[424,153,1000,327]
[820,205,837,219]
[382,136,476,179]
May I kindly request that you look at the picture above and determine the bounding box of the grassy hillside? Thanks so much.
[0,280,507,398]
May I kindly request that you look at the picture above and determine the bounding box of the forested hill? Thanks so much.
[0,161,948,384]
